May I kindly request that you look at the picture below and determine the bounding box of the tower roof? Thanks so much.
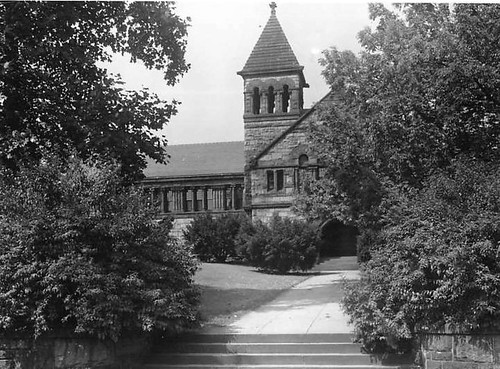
[238,3,304,77]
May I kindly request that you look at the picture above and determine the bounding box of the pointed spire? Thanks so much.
[238,3,304,77]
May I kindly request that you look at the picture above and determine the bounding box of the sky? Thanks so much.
[107,1,373,145]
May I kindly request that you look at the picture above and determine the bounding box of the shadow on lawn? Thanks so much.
[197,285,286,323]
[196,281,354,326]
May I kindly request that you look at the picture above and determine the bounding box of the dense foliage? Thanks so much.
[343,159,500,352]
[298,3,500,352]
[183,213,245,263]
[0,2,189,181]
[237,216,319,274]
[0,159,199,341]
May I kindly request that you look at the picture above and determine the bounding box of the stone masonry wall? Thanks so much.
[257,123,316,166]
[250,167,295,206]
[249,113,318,217]
[0,334,148,369]
[251,207,299,224]
[420,333,500,369]
[244,116,298,161]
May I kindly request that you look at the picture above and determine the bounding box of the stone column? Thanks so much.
[260,93,267,114]
[244,91,252,114]
[275,91,282,113]
[231,186,236,210]
[290,88,299,112]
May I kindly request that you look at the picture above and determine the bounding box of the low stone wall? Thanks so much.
[420,332,500,369]
[0,333,149,369]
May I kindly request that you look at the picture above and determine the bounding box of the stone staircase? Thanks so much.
[141,333,414,369]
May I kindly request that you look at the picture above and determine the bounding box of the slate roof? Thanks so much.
[238,7,303,76]
[143,141,244,178]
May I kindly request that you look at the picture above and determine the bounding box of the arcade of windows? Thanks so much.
[147,185,244,214]
[252,84,291,115]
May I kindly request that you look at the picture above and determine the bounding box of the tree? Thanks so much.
[343,158,500,353]
[0,158,199,341]
[0,2,190,181]
[317,4,500,188]
[301,4,500,352]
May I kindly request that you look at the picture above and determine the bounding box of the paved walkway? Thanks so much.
[207,257,360,335]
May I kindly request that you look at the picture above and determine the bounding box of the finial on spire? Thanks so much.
[270,2,277,16]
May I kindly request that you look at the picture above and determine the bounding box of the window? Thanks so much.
[186,190,193,212]
[162,190,169,213]
[267,86,275,113]
[234,187,243,209]
[195,189,203,211]
[277,170,284,191]
[225,187,232,209]
[267,170,274,191]
[206,189,214,210]
[282,85,290,113]
[313,167,320,180]
[299,154,309,167]
[267,170,284,192]
[252,87,260,114]
[213,188,225,209]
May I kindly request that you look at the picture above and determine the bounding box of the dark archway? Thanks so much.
[318,220,358,257]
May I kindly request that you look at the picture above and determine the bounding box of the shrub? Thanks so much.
[183,213,245,262]
[237,215,319,274]
[0,158,199,341]
[342,158,500,353]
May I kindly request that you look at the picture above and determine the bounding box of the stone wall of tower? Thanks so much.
[242,72,305,211]
[242,73,303,161]
[244,115,297,161]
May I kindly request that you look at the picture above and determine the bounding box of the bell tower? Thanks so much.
[237,2,308,162]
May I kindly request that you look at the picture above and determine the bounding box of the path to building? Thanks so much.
[206,256,360,335]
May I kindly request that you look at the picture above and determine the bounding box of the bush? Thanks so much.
[0,158,199,341]
[183,213,245,262]
[237,215,319,274]
[342,158,500,353]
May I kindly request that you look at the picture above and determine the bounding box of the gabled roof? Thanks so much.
[238,5,303,77]
[143,141,244,178]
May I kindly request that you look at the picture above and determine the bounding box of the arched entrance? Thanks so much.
[318,220,358,257]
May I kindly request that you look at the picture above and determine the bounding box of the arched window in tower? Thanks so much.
[282,84,290,113]
[299,154,309,167]
[252,87,260,114]
[267,86,275,113]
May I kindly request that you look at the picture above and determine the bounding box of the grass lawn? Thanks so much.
[194,263,310,327]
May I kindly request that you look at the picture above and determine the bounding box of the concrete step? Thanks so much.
[142,334,415,369]
[147,353,374,366]
[142,365,404,369]
[162,333,356,344]
[159,342,362,354]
